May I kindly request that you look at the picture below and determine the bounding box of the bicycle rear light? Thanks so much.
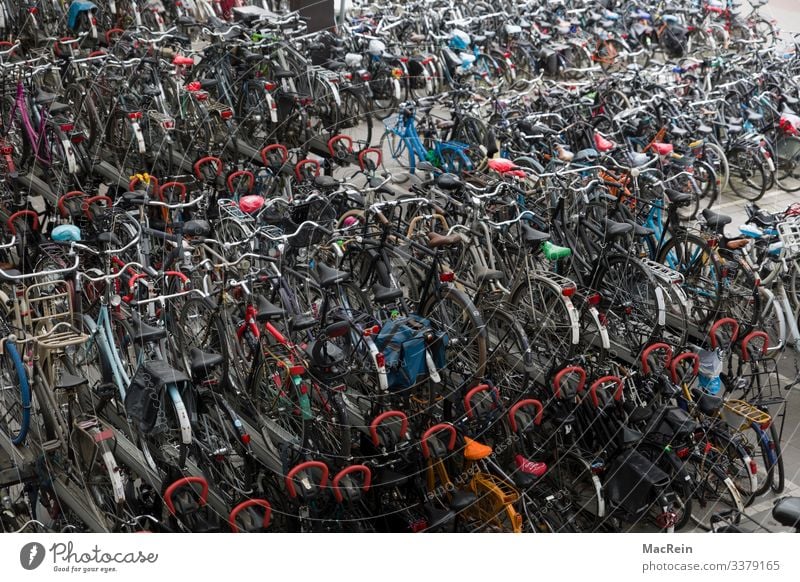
[439,272,455,282]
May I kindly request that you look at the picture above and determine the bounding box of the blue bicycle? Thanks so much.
[379,101,474,178]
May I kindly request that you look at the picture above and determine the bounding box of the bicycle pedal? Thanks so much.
[41,439,61,453]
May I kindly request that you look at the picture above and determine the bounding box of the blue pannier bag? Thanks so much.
[375,315,448,390]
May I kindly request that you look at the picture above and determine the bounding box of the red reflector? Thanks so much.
[761,420,771,430]
[707,238,717,248]
[264,81,277,91]
[399,57,409,62]
[676,447,690,459]
[128,111,142,120]
[71,134,85,144]
[28,7,38,13]
[439,272,455,282]
[220,109,233,119]
[503,51,511,58]
[749,459,758,475]
[587,292,601,306]
[241,433,251,445]
[60,123,74,132]
[0,146,13,155]
[194,92,209,101]
[186,81,201,92]
[375,352,386,368]
[344,73,352,80]
[91,16,97,25]
[562,286,576,297]
[289,365,305,376]
[162,120,175,129]
[360,72,371,81]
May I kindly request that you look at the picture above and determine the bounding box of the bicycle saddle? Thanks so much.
[573,148,599,163]
[131,317,167,344]
[183,219,211,237]
[652,142,674,156]
[670,125,689,138]
[426,231,462,248]
[372,283,403,304]
[594,133,616,152]
[702,208,732,232]
[691,388,723,416]
[289,314,316,333]
[665,188,692,207]
[602,218,633,240]
[473,265,504,284]
[521,222,550,244]
[239,195,265,214]
[315,262,350,287]
[256,295,286,322]
[313,175,338,189]
[188,348,224,378]
[772,497,800,529]
[55,373,88,391]
[435,173,464,191]
[450,489,478,512]
[625,220,654,237]
[463,437,493,461]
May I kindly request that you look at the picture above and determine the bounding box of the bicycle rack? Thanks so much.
[24,280,88,349]
[638,258,684,285]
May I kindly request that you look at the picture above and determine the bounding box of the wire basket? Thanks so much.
[720,399,772,432]
[777,219,800,258]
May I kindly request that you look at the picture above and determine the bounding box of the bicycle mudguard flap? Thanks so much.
[603,449,670,518]
[125,360,191,433]
[375,315,448,391]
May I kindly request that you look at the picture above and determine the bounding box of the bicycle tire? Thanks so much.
[0,340,30,445]
[774,134,800,193]
[727,146,768,202]
[420,285,488,384]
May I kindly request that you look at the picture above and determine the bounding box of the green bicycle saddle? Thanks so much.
[541,241,572,261]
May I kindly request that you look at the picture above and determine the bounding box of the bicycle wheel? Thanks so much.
[379,129,411,172]
[421,286,487,386]
[0,340,30,445]
[481,304,532,399]
[687,454,745,531]
[727,147,768,201]
[693,159,719,209]
[773,134,800,193]
[704,141,729,195]
[601,255,662,350]
[715,431,758,507]
[509,277,577,379]
[656,232,721,326]
[767,422,785,494]
[339,89,373,146]
[177,297,231,382]
[193,395,257,506]
[549,452,604,532]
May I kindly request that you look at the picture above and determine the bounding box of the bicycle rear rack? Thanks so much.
[639,258,685,285]
[23,280,88,349]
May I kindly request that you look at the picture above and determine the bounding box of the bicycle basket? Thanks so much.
[777,219,800,258]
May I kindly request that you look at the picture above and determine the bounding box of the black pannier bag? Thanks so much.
[603,449,671,518]
[125,360,192,434]
[654,406,699,444]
